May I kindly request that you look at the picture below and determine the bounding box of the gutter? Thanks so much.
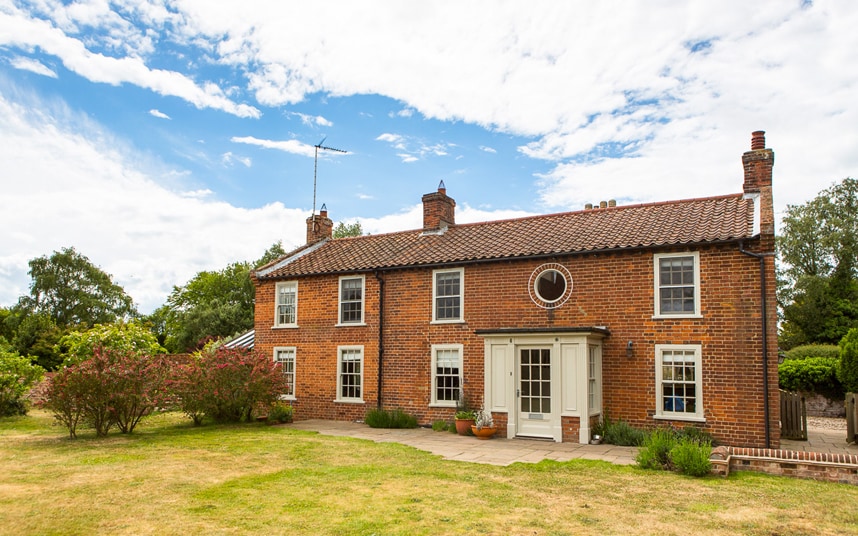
[739,240,773,448]
[374,271,385,410]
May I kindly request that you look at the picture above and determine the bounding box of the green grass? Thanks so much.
[1,410,857,535]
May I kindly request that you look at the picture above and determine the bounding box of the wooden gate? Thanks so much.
[780,390,807,440]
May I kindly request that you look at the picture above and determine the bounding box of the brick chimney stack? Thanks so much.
[743,131,773,194]
[742,130,775,248]
[422,181,456,231]
[306,204,333,244]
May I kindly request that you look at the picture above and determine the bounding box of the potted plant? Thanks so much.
[454,389,475,435]
[470,406,497,439]
[454,409,476,435]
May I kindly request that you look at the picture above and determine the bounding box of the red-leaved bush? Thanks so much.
[41,347,169,438]
[170,347,289,424]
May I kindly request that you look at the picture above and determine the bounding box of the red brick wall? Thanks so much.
[254,240,779,447]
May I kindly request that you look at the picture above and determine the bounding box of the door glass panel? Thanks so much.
[520,348,551,415]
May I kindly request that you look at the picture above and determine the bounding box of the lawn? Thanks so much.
[1,410,857,535]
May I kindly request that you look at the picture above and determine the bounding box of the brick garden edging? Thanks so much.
[710,445,858,485]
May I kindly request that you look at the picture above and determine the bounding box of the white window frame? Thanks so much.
[587,345,602,416]
[335,345,364,403]
[431,267,464,323]
[337,275,366,326]
[654,344,704,422]
[273,346,296,400]
[653,252,701,318]
[273,281,298,328]
[430,344,463,407]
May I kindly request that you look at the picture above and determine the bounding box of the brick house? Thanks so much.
[252,131,779,448]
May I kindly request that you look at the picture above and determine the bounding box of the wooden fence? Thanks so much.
[780,389,807,440]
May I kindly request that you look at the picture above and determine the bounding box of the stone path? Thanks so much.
[289,419,856,467]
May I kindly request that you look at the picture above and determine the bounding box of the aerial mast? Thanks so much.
[312,136,347,222]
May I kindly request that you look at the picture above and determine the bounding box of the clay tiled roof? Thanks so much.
[255,193,755,279]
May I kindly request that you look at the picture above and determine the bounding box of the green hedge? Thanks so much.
[778,356,844,401]
[838,328,858,393]
[784,344,841,360]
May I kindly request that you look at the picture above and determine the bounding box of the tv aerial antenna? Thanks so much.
[312,136,347,218]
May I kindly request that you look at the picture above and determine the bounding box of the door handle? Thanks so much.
[516,388,520,398]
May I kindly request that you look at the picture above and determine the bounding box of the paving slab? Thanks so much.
[288,420,637,466]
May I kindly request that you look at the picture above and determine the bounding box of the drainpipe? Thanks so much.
[374,271,385,410]
[739,240,771,448]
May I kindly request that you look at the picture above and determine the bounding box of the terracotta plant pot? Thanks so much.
[470,425,497,440]
[455,418,475,436]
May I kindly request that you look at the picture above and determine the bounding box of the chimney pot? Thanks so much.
[599,201,607,209]
[585,203,593,210]
[751,131,766,150]
[608,199,617,207]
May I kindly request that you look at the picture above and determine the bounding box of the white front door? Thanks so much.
[517,347,554,438]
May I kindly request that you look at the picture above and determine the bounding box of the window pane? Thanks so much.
[660,349,698,415]
[340,278,363,323]
[434,348,461,402]
[275,349,295,397]
[277,285,296,325]
[435,271,461,320]
[340,349,362,399]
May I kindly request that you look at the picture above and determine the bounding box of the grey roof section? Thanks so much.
[224,329,255,349]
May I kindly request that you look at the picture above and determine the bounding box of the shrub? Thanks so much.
[365,408,418,429]
[670,439,713,477]
[267,402,293,424]
[170,347,290,424]
[838,328,858,393]
[636,428,677,470]
[41,347,169,437]
[778,357,844,400]
[784,344,841,361]
[636,427,713,477]
[0,347,45,417]
[57,322,166,366]
[676,425,716,446]
[602,419,645,446]
[432,420,451,432]
[107,351,170,433]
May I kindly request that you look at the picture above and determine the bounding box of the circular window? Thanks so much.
[535,269,566,303]
[528,263,573,309]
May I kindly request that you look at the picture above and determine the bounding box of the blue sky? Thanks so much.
[1,1,856,314]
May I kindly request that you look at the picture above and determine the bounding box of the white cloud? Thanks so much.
[10,56,57,78]
[221,151,252,167]
[377,132,452,162]
[180,189,214,199]
[0,5,260,118]
[375,133,402,143]
[480,146,497,154]
[288,111,333,127]
[231,136,316,157]
[168,1,856,212]
[0,89,303,313]
[149,108,170,119]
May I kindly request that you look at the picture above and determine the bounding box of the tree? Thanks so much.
[838,328,858,394]
[57,322,166,366]
[255,240,287,267]
[333,221,364,238]
[0,340,45,416]
[19,247,137,328]
[163,261,254,352]
[11,312,65,371]
[158,242,285,352]
[778,178,858,347]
